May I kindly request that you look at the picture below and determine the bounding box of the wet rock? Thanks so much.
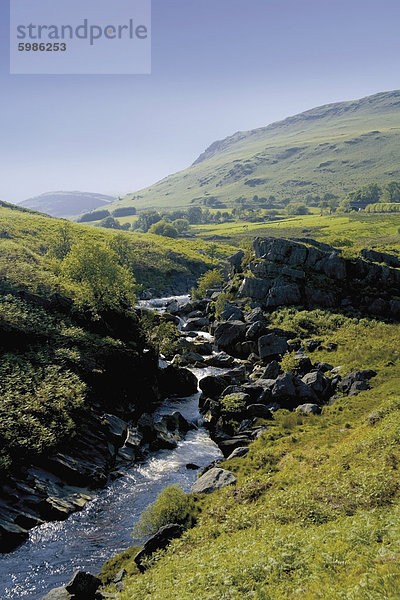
[102,414,128,445]
[182,317,209,332]
[158,365,198,397]
[200,375,231,400]
[258,334,288,361]
[186,463,200,470]
[204,352,236,368]
[134,524,184,572]
[218,437,253,458]
[191,468,236,494]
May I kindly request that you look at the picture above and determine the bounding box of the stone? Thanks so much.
[302,371,331,399]
[296,403,321,415]
[199,375,230,399]
[158,365,198,397]
[102,414,128,445]
[134,524,184,572]
[191,468,236,494]
[204,352,235,368]
[238,277,271,300]
[214,321,246,355]
[227,249,245,272]
[226,447,250,460]
[265,283,301,308]
[245,307,265,323]
[245,320,267,341]
[182,317,209,332]
[65,571,101,597]
[258,334,288,361]
[113,569,127,584]
[218,437,253,457]
[246,404,273,419]
[219,302,244,321]
[42,587,71,600]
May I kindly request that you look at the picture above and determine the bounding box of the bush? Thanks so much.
[280,351,301,374]
[78,209,111,222]
[132,485,194,538]
[148,220,179,238]
[191,269,224,300]
[112,207,137,217]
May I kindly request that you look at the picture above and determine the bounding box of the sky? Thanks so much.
[1,0,400,203]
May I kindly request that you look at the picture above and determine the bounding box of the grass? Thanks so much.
[111,309,400,600]
[104,91,400,213]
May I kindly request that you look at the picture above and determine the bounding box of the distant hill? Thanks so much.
[107,90,400,212]
[18,191,116,218]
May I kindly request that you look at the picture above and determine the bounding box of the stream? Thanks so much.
[0,297,223,600]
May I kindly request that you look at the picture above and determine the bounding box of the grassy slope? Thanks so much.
[0,204,236,295]
[106,90,400,212]
[107,311,400,600]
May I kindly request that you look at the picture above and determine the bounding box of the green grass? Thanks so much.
[105,91,400,213]
[113,310,400,600]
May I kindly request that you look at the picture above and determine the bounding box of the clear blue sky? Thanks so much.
[1,0,400,203]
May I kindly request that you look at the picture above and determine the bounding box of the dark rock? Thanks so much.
[219,302,244,321]
[349,380,370,396]
[158,365,198,397]
[65,571,101,598]
[251,360,281,381]
[314,362,334,373]
[306,339,323,352]
[214,321,246,355]
[301,371,331,400]
[191,468,236,493]
[246,320,267,341]
[338,370,377,394]
[258,334,288,361]
[246,404,273,419]
[134,524,184,572]
[226,447,250,460]
[218,437,253,457]
[245,307,266,323]
[102,414,128,445]
[227,250,245,272]
[265,282,301,308]
[360,248,400,269]
[199,375,230,399]
[186,463,200,470]
[238,277,272,301]
[182,317,209,332]
[204,352,236,368]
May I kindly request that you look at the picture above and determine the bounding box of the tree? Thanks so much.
[187,207,203,224]
[50,223,74,260]
[287,203,310,216]
[172,218,191,235]
[148,220,179,238]
[132,210,161,232]
[192,269,224,300]
[61,241,138,316]
[382,181,400,203]
[96,216,123,230]
[78,209,110,223]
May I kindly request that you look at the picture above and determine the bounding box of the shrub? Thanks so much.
[280,351,301,374]
[132,485,194,538]
[191,269,224,300]
[112,207,137,217]
[148,220,179,238]
[78,209,110,222]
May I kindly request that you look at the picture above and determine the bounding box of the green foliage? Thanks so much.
[220,393,247,416]
[97,216,130,230]
[172,218,191,235]
[148,220,179,238]
[99,546,140,585]
[191,269,224,300]
[287,203,310,215]
[78,209,111,223]
[49,223,74,260]
[213,291,231,320]
[139,312,180,357]
[112,206,137,218]
[60,240,138,315]
[132,485,195,538]
[279,351,301,374]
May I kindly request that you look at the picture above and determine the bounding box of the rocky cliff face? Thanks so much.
[233,237,400,318]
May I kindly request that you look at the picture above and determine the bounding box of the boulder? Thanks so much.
[219,302,244,321]
[191,468,236,494]
[226,447,250,460]
[199,375,230,399]
[338,370,376,394]
[296,403,321,415]
[218,437,253,457]
[65,571,101,598]
[245,306,266,323]
[134,524,184,572]
[265,283,301,308]
[182,317,209,332]
[246,320,267,341]
[238,277,271,300]
[251,360,281,381]
[214,321,246,355]
[204,352,236,368]
[246,404,273,419]
[42,587,71,600]
[227,249,245,272]
[258,334,288,361]
[301,371,331,400]
[102,414,128,445]
[158,365,198,397]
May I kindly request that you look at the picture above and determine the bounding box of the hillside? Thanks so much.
[106,90,400,212]
[18,191,116,218]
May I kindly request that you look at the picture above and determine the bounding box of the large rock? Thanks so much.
[302,371,331,400]
[204,352,236,368]
[227,249,245,272]
[214,321,246,355]
[296,403,321,415]
[65,571,101,598]
[246,404,273,419]
[238,277,271,300]
[199,375,230,399]
[191,467,236,493]
[246,320,267,341]
[158,365,198,397]
[265,282,301,308]
[182,317,209,332]
[42,587,71,600]
[134,524,184,571]
[245,306,266,323]
[258,334,288,360]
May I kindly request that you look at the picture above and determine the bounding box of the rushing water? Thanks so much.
[0,297,222,600]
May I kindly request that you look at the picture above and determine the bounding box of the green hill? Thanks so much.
[107,90,400,212]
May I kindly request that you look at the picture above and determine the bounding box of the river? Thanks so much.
[0,297,222,600]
